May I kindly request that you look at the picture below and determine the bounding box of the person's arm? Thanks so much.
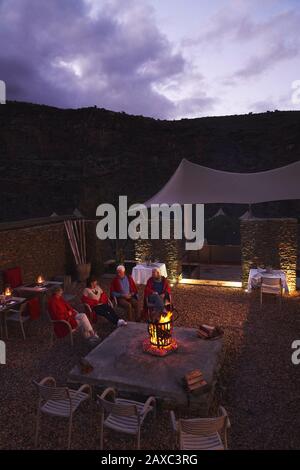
[60,297,74,312]
[129,276,138,298]
[51,298,70,321]
[112,291,122,298]
[81,294,100,307]
[163,278,171,295]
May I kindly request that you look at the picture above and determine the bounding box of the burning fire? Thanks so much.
[143,309,178,357]
[148,311,173,348]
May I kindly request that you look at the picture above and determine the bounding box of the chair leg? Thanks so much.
[136,427,141,450]
[67,414,73,450]
[70,332,74,347]
[224,428,228,450]
[20,320,26,340]
[100,414,104,450]
[34,410,41,448]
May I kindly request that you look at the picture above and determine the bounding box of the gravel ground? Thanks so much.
[1,280,300,450]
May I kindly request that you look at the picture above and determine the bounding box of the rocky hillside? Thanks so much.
[0,101,300,222]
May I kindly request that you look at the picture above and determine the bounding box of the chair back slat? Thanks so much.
[33,381,69,401]
[179,415,226,435]
[99,398,137,416]
[261,277,282,287]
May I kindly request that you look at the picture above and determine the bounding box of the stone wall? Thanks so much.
[0,220,71,291]
[240,218,298,292]
[0,217,109,291]
[134,238,182,281]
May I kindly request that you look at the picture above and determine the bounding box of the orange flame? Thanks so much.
[37,275,44,285]
[4,286,12,297]
[149,310,173,348]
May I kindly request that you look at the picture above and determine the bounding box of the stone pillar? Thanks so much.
[241,218,298,292]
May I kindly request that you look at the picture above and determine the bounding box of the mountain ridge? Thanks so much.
[1,100,300,222]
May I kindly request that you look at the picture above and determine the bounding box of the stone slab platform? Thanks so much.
[69,322,223,408]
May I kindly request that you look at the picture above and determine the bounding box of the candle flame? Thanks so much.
[37,275,44,285]
[4,286,12,297]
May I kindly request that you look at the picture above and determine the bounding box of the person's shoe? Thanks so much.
[88,334,100,344]
[117,319,127,327]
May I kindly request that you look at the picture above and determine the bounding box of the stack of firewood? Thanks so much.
[184,369,207,392]
[198,324,223,340]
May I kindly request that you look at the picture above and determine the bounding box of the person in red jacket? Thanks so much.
[82,277,127,327]
[48,286,99,343]
[110,265,139,321]
[143,267,171,318]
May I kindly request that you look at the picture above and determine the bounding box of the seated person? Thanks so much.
[110,265,140,322]
[48,287,99,343]
[82,276,127,327]
[144,268,171,316]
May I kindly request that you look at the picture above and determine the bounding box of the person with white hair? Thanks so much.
[110,265,140,321]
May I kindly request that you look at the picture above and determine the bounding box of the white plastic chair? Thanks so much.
[4,301,29,339]
[260,276,283,310]
[47,309,77,347]
[33,376,92,449]
[170,407,230,450]
[98,387,156,449]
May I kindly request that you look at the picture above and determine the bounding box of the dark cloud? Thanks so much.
[0,0,189,117]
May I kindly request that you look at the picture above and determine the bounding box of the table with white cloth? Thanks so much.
[247,268,289,293]
[131,263,168,285]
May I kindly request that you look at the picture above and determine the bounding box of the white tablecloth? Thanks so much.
[132,263,168,285]
[247,268,289,293]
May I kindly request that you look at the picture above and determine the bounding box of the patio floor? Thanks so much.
[1,280,300,449]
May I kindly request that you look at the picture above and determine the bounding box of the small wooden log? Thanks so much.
[184,369,207,392]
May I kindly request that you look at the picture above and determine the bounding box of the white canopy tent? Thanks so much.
[239,209,257,220]
[142,159,300,206]
[210,208,226,218]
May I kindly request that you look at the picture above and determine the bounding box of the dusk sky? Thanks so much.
[0,0,299,119]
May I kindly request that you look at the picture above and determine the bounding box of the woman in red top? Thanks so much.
[82,277,127,327]
[143,267,171,319]
[48,286,99,342]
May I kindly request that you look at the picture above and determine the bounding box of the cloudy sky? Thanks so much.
[0,0,299,119]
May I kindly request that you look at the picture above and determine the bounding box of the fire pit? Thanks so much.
[143,310,178,357]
